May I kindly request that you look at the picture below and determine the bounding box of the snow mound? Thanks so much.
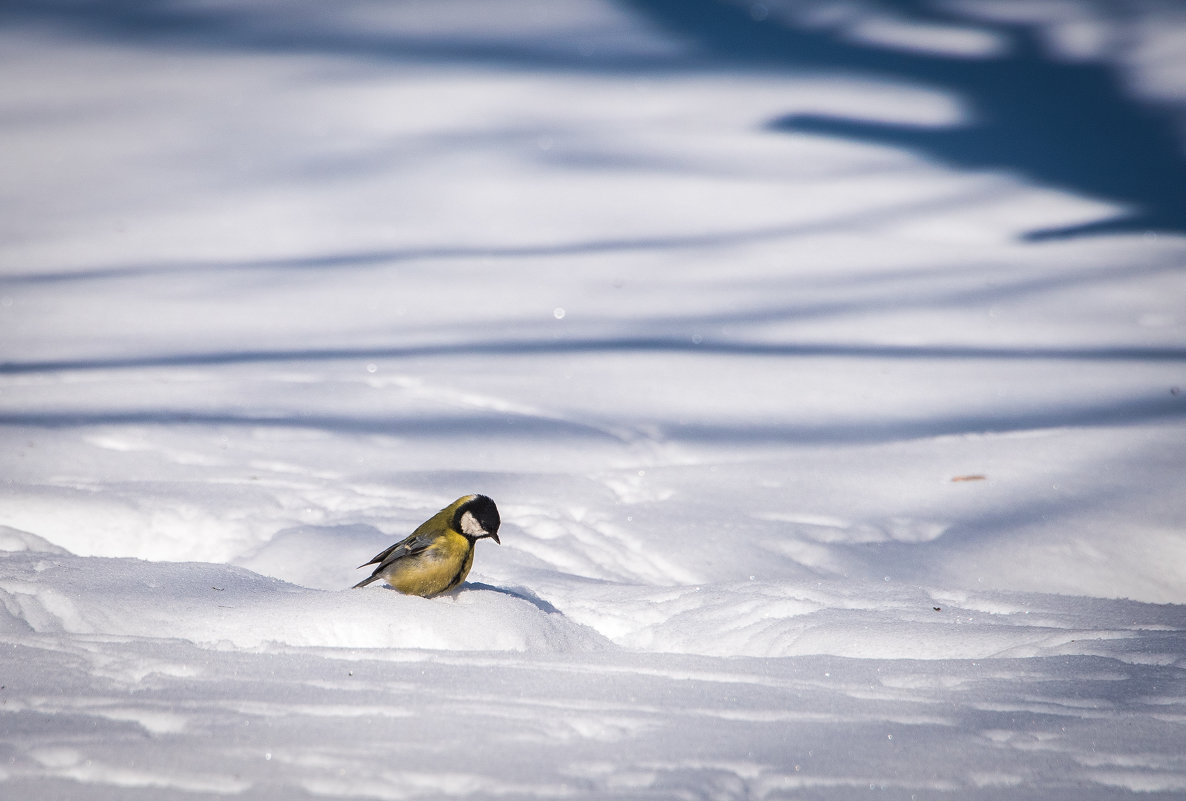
[3,535,1180,667]
[524,576,1186,664]
[0,525,70,556]
[0,550,608,653]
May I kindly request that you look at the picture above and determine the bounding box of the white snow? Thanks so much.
[2,0,1185,798]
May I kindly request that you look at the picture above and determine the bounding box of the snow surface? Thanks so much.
[2,0,1186,798]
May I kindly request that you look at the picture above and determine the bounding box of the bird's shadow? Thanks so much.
[462,582,562,615]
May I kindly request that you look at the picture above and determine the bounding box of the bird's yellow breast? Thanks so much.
[383,529,475,597]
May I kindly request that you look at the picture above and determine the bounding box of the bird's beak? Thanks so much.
[489,532,501,544]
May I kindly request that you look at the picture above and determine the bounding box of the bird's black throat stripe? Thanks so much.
[446,563,467,592]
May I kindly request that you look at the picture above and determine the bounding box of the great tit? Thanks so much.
[352,494,501,596]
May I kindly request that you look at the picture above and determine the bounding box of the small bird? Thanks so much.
[352,494,501,596]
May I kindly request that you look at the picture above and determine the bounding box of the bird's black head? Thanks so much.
[455,494,501,544]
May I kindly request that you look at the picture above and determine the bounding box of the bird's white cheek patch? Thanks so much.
[459,510,484,537]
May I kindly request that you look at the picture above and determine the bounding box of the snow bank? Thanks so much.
[4,531,1180,672]
[0,535,604,653]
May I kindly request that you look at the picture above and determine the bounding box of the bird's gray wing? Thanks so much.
[357,531,436,570]
[352,531,438,588]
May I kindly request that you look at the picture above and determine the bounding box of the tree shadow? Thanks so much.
[0,0,672,72]
[0,388,1181,445]
[7,1,1184,240]
[3,334,1185,377]
[621,0,1186,239]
